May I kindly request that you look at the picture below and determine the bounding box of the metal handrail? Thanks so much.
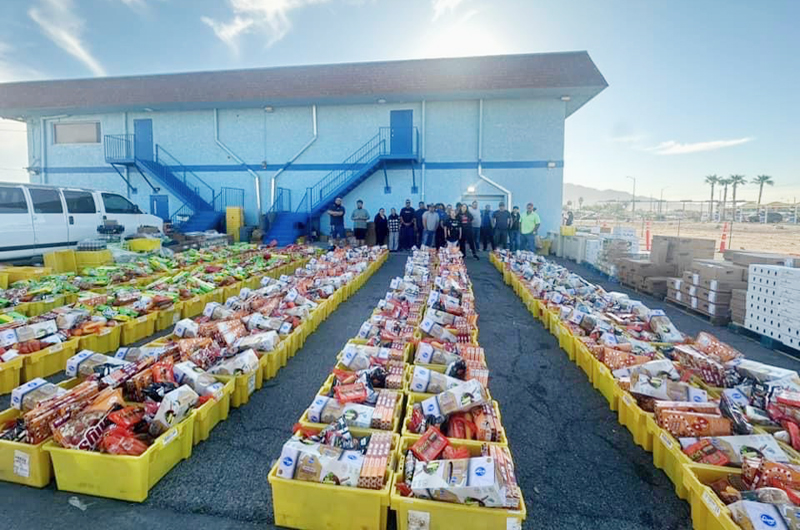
[170,202,194,223]
[155,145,216,206]
[213,186,245,212]
[267,187,291,214]
[104,134,134,161]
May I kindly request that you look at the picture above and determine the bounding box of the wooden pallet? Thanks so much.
[665,298,730,326]
[727,322,800,357]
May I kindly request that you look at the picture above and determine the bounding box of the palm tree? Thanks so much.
[718,177,731,221]
[578,197,584,211]
[705,175,718,220]
[752,175,774,210]
[728,175,746,221]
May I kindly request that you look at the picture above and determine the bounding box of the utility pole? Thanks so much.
[626,176,636,223]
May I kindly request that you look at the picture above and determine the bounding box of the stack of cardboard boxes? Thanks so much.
[617,236,716,297]
[666,259,748,323]
[744,264,800,351]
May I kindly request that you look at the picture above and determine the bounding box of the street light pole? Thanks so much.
[660,187,668,215]
[626,176,636,222]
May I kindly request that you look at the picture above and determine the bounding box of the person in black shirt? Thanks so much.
[374,208,388,246]
[414,201,426,247]
[444,209,461,247]
[399,199,416,251]
[509,206,521,251]
[457,203,479,259]
[326,197,346,247]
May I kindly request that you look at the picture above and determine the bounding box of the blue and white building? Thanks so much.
[0,52,607,243]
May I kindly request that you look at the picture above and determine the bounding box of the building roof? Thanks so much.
[0,52,607,118]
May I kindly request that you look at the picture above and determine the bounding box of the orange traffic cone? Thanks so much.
[645,221,651,251]
[719,222,728,252]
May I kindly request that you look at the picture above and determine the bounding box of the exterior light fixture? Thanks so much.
[143,108,153,112]
[377,98,387,104]
[560,96,571,102]
[264,106,274,112]
[467,186,476,193]
[547,162,556,169]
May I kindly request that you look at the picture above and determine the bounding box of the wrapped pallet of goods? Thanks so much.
[493,248,800,530]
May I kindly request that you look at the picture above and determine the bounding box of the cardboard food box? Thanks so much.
[411,456,510,507]
[728,501,787,530]
[307,395,374,428]
[420,379,489,418]
[277,439,364,487]
[724,250,799,268]
[677,434,790,464]
[691,259,748,282]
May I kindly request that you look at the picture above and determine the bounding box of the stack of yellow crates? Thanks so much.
[226,207,244,242]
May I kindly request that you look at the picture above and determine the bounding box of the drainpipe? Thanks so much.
[270,105,317,207]
[213,108,262,216]
[477,99,512,206]
[421,100,426,201]
[39,114,68,185]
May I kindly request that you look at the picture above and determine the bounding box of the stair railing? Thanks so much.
[104,134,134,162]
[154,145,216,209]
[213,186,245,213]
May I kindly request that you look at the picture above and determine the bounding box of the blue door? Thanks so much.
[134,119,153,161]
[390,110,413,156]
[150,194,169,221]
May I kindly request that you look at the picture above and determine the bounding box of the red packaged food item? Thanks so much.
[776,391,800,409]
[442,445,470,460]
[683,439,731,466]
[332,368,358,385]
[52,388,125,451]
[108,405,145,429]
[334,382,368,404]
[410,426,450,462]
[151,360,175,384]
[99,429,150,456]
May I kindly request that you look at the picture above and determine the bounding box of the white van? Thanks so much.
[0,182,164,261]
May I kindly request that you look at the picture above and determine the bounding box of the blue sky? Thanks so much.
[0,0,798,202]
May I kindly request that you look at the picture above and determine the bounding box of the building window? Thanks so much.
[53,122,101,144]
[63,190,96,213]
[29,188,64,214]
[0,186,28,214]
[102,193,138,214]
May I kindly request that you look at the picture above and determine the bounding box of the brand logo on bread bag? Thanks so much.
[282,457,293,467]
[347,454,358,461]
[475,467,486,477]
[760,514,777,527]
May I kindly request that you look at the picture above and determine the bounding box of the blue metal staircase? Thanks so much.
[104,135,241,232]
[265,126,418,243]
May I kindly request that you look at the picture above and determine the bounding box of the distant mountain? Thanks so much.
[563,183,650,207]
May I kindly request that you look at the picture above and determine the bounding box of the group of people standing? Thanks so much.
[327,197,542,257]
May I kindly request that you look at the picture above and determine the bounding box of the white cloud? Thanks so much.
[202,0,330,52]
[608,134,645,145]
[0,42,43,83]
[432,0,466,20]
[644,137,754,155]
[29,0,107,77]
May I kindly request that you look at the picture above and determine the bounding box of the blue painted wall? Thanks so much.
[27,97,568,233]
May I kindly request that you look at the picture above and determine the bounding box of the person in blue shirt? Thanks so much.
[414,201,426,247]
[435,203,447,248]
[480,204,495,251]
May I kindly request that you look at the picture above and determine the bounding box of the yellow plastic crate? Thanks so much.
[155,305,181,332]
[44,249,78,273]
[214,367,261,409]
[574,340,595,381]
[192,379,234,445]
[181,296,205,319]
[222,281,242,302]
[0,356,24,395]
[21,337,80,382]
[77,325,122,354]
[0,271,7,289]
[0,408,54,487]
[259,349,279,381]
[44,415,194,502]
[591,357,619,411]
[120,313,158,346]
[558,322,576,361]
[536,300,547,323]
[76,250,113,270]
[617,390,654,452]
[3,266,52,284]
[268,430,397,530]
[648,415,691,499]
[206,288,224,305]
[683,464,742,530]
[24,295,67,319]
[128,238,161,252]
[391,436,526,530]
[560,225,577,236]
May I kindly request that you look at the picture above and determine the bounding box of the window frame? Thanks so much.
[28,188,65,215]
[101,192,138,214]
[0,185,29,214]
[62,190,97,214]
[53,121,102,145]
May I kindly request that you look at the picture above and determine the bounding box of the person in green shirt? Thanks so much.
[520,202,541,251]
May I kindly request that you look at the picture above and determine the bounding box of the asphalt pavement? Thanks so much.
[4,252,799,530]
